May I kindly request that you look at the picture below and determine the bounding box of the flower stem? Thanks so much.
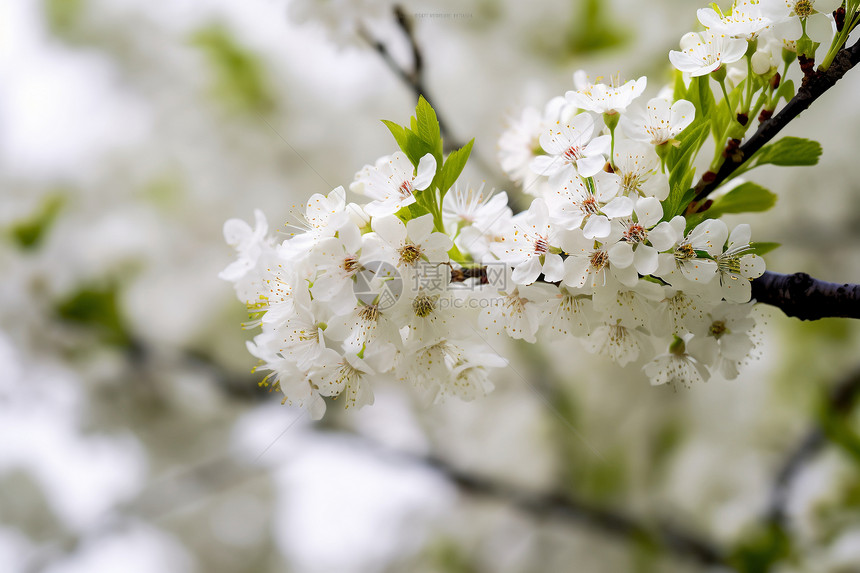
[717,77,734,119]
[820,6,860,71]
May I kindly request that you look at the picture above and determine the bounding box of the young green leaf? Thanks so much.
[402,134,436,168]
[437,139,474,196]
[9,193,65,250]
[747,241,780,255]
[415,96,444,163]
[381,119,409,153]
[750,136,822,167]
[773,78,795,107]
[672,70,688,103]
[705,182,777,218]
[710,81,744,144]
[689,75,715,128]
[663,118,709,220]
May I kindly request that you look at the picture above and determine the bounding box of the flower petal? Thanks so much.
[413,154,438,190]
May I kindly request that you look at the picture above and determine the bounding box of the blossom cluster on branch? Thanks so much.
[221,0,859,418]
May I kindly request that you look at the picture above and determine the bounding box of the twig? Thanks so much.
[418,453,728,566]
[358,7,460,151]
[751,271,860,321]
[690,38,860,208]
[456,265,860,321]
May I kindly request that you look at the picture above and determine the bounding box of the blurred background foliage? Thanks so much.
[1,0,860,572]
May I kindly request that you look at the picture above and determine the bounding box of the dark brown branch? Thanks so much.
[690,38,860,208]
[457,265,860,321]
[751,271,860,321]
[766,365,860,527]
[302,430,727,567]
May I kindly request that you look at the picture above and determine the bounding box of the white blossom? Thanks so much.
[539,285,595,337]
[650,286,709,337]
[406,338,506,403]
[643,345,708,387]
[442,183,511,235]
[657,217,727,284]
[220,209,269,281]
[477,268,555,343]
[498,97,568,193]
[247,334,326,419]
[698,1,772,40]
[361,213,452,270]
[592,276,663,329]
[761,0,841,41]
[714,224,767,303]
[545,171,632,239]
[669,30,748,77]
[611,140,670,200]
[688,302,757,379]
[280,186,349,258]
[351,152,437,217]
[309,222,364,315]
[607,197,675,281]
[442,184,513,263]
[308,346,395,411]
[585,322,643,366]
[565,72,648,114]
[620,97,696,146]
[560,229,614,290]
[491,198,565,285]
[530,113,610,180]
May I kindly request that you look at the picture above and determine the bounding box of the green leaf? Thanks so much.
[436,139,474,196]
[773,78,795,107]
[663,118,710,220]
[415,96,444,164]
[564,0,629,55]
[403,135,436,168]
[748,241,780,255]
[45,0,86,35]
[191,25,275,114]
[55,282,131,347]
[751,136,822,167]
[381,120,409,153]
[666,118,710,175]
[415,96,440,143]
[406,201,427,220]
[382,98,446,168]
[711,81,743,144]
[689,75,715,128]
[672,70,687,103]
[705,182,777,218]
[9,193,65,250]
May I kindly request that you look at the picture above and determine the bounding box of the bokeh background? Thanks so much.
[2,0,860,571]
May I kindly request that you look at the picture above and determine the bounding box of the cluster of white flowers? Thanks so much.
[667,0,840,78]
[222,0,847,418]
[219,173,511,419]
[490,67,767,386]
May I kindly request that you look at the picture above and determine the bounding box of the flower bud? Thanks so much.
[752,50,773,76]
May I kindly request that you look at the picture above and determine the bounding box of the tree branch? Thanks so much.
[358,6,460,151]
[691,38,860,207]
[456,265,860,321]
[751,271,860,320]
[417,453,728,566]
